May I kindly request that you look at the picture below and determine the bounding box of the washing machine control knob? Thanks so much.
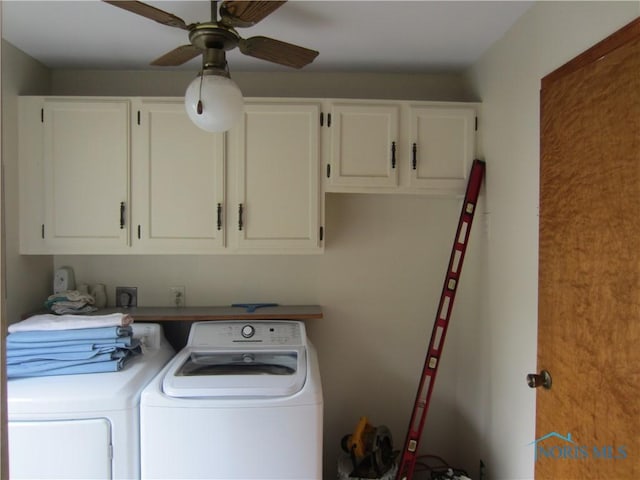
[241,325,255,338]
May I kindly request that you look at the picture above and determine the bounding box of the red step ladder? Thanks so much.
[396,159,485,480]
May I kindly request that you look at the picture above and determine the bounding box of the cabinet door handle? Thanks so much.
[391,141,396,169]
[120,202,126,229]
[238,203,244,231]
[412,143,417,170]
[217,203,222,231]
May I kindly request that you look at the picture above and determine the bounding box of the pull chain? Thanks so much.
[197,73,204,115]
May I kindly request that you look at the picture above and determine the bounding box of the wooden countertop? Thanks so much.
[86,305,323,321]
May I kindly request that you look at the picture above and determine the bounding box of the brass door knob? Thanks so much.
[527,370,552,389]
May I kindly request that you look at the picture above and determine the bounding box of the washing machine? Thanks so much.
[140,320,323,480]
[8,323,175,480]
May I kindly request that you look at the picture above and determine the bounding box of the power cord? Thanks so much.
[413,454,471,480]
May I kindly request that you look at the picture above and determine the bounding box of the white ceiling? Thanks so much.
[2,1,533,73]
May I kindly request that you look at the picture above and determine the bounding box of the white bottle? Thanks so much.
[91,284,107,309]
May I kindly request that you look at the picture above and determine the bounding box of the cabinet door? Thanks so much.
[408,106,475,192]
[43,99,130,253]
[233,102,322,252]
[327,103,400,188]
[132,100,225,253]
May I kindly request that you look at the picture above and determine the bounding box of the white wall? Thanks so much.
[54,196,479,477]
[1,40,52,324]
[466,2,639,479]
[0,8,6,477]
[50,69,474,101]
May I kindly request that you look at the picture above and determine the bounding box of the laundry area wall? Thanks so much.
[56,194,486,477]
[3,48,487,478]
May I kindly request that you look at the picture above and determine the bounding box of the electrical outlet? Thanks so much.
[115,287,137,308]
[169,286,185,307]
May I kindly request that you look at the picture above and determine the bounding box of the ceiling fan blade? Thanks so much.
[103,1,190,30]
[151,45,202,66]
[239,36,318,69]
[220,1,286,28]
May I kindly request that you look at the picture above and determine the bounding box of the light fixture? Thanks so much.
[185,67,243,133]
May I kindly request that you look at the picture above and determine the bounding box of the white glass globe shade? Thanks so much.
[185,74,244,132]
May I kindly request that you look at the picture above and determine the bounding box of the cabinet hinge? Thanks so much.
[137,111,141,125]
[41,224,45,239]
[326,164,331,178]
[320,226,324,242]
[41,108,44,123]
[475,117,478,131]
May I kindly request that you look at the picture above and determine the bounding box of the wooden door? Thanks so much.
[537,18,640,479]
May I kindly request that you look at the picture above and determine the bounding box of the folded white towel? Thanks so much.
[47,290,95,304]
[50,303,98,315]
[8,313,134,333]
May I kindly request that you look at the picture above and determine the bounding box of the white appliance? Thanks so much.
[53,266,75,293]
[140,320,323,480]
[8,323,175,480]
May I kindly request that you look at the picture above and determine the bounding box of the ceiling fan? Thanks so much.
[103,0,319,69]
[103,0,319,131]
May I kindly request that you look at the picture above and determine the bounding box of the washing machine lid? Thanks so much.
[162,347,307,398]
[163,320,308,398]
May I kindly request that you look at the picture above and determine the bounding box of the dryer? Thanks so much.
[8,323,174,480]
[140,320,323,480]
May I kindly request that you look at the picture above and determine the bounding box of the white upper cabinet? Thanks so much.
[18,96,475,254]
[18,96,325,255]
[35,98,131,254]
[408,105,476,192]
[131,99,225,254]
[326,102,400,188]
[324,100,477,196]
[230,101,322,253]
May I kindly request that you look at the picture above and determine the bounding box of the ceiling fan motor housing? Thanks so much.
[189,25,239,52]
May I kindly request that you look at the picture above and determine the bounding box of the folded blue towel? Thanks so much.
[7,349,117,364]
[11,352,115,367]
[7,337,133,352]
[6,326,131,344]
[7,348,141,378]
[6,340,141,365]
[8,358,126,378]
[5,325,142,379]
[6,341,132,358]
[6,343,99,357]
